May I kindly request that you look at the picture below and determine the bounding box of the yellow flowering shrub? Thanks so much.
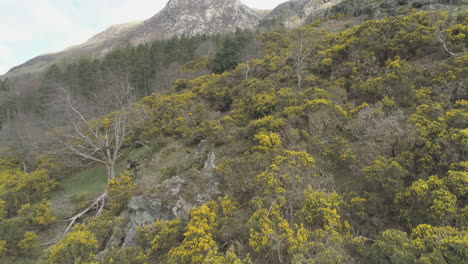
[41,224,98,264]
[168,203,218,264]
[17,231,36,253]
[395,176,457,227]
[0,240,7,257]
[255,150,315,197]
[107,171,136,214]
[253,131,281,151]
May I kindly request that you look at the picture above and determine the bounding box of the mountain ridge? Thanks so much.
[265,0,344,28]
[2,0,263,79]
[3,0,461,79]
[125,0,262,45]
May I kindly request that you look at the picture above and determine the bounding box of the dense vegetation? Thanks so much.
[0,7,467,264]
[40,34,213,100]
[0,29,257,128]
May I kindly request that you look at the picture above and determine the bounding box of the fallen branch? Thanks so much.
[437,33,458,57]
[38,192,107,247]
[431,12,458,57]
[352,236,376,243]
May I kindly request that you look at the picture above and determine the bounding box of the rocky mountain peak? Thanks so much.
[167,0,238,8]
[126,0,261,44]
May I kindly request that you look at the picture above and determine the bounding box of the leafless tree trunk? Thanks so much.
[39,192,107,246]
[291,29,314,91]
[241,37,264,62]
[0,112,42,172]
[58,86,128,181]
[238,63,251,80]
[42,75,134,244]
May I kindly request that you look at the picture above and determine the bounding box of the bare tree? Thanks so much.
[57,86,129,180]
[237,63,251,80]
[0,112,42,172]
[291,29,315,91]
[194,39,217,57]
[350,106,413,163]
[0,78,34,123]
[241,37,264,62]
[41,74,135,244]
[151,62,184,92]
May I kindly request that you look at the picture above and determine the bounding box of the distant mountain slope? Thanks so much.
[265,0,468,28]
[4,0,463,79]
[65,21,143,53]
[2,0,261,78]
[265,0,344,28]
[4,21,142,78]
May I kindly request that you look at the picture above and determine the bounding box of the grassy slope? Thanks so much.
[61,166,108,195]
[59,160,126,196]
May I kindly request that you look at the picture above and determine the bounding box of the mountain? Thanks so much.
[4,21,142,78]
[125,0,261,45]
[265,0,344,28]
[264,0,466,29]
[64,21,143,54]
[4,0,460,79]
[2,0,261,78]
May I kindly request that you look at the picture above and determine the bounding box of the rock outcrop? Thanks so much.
[108,141,221,249]
[126,0,261,45]
[121,194,166,247]
[265,0,344,28]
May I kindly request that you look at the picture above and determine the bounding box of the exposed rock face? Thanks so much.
[161,143,221,220]
[3,0,261,78]
[111,141,221,249]
[265,0,344,28]
[264,0,464,28]
[122,194,166,247]
[127,0,261,45]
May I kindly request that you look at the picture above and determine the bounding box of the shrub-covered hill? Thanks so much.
[1,9,467,264]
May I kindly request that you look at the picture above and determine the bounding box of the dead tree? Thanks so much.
[58,86,129,181]
[237,63,251,80]
[0,112,42,172]
[436,26,458,57]
[291,29,315,91]
[42,76,134,245]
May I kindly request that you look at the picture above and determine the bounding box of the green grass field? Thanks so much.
[60,160,126,196]
[61,166,107,195]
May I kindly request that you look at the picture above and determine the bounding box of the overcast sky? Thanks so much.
[0,0,286,75]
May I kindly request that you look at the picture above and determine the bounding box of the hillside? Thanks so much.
[0,1,467,264]
[265,0,345,28]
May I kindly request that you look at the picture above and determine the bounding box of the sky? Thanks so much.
[0,0,286,75]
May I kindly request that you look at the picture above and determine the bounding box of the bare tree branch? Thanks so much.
[291,29,316,91]
[40,71,136,245]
